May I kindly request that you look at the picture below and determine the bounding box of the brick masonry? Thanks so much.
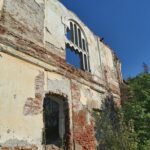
[71,80,96,150]
[23,71,44,115]
[73,110,96,150]
[0,145,37,150]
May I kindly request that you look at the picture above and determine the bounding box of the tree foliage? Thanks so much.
[122,73,150,150]
[94,73,150,150]
[93,94,137,150]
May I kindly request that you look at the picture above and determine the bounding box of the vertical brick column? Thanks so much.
[71,80,96,150]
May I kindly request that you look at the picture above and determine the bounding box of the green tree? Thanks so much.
[93,94,137,150]
[122,73,150,150]
[94,73,150,150]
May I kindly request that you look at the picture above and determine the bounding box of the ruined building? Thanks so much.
[0,0,122,150]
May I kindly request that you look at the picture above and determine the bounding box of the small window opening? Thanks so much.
[66,44,82,69]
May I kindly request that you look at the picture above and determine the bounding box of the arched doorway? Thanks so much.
[42,94,69,149]
[43,96,59,144]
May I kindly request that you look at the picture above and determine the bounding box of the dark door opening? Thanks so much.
[43,94,71,149]
[43,96,60,145]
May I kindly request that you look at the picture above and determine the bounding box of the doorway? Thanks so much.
[43,94,67,148]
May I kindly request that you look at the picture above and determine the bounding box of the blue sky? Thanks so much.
[61,0,150,79]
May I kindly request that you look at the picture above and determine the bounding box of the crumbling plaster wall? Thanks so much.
[44,0,122,85]
[1,0,44,44]
[101,43,118,82]
[0,0,121,84]
[71,80,101,150]
[0,0,3,14]
[0,52,71,149]
[0,50,104,149]
[0,53,44,149]
[0,0,122,149]
[45,0,104,80]
[99,41,121,96]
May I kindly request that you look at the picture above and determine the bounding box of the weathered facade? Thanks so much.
[0,0,122,150]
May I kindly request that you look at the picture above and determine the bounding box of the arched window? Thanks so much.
[66,20,90,72]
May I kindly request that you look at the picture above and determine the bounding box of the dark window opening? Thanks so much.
[82,39,86,51]
[66,44,83,70]
[78,28,82,49]
[86,45,89,52]
[84,54,88,71]
[74,24,78,46]
[80,53,84,70]
[66,27,71,41]
[70,22,74,43]
[43,97,60,145]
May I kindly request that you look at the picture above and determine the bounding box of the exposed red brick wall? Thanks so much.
[23,71,44,115]
[0,25,6,34]
[71,81,81,109]
[73,110,96,150]
[71,80,96,150]
[0,145,37,150]
[0,25,104,91]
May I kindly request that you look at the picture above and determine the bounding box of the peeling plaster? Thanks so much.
[0,139,31,147]
[34,0,44,5]
[24,71,45,115]
[0,0,122,149]
[0,0,3,11]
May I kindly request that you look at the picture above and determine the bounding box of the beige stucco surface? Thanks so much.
[0,53,44,148]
